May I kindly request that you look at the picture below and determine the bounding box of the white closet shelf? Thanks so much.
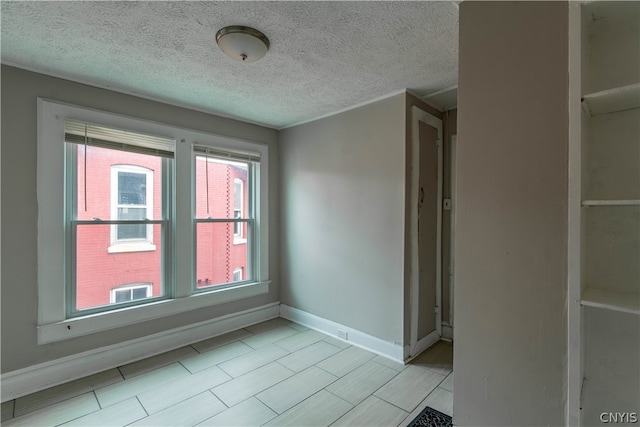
[582,200,640,207]
[582,287,640,315]
[582,83,640,116]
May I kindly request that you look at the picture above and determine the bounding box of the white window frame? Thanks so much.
[65,121,171,318]
[233,268,243,282]
[108,165,156,253]
[233,178,244,242]
[36,99,270,344]
[110,283,152,304]
[194,153,254,290]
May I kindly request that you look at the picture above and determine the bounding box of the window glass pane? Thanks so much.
[117,207,147,239]
[132,287,148,300]
[195,156,248,219]
[117,223,147,240]
[75,224,163,311]
[75,145,162,221]
[118,172,146,204]
[234,180,242,210]
[115,290,131,303]
[196,222,249,289]
[234,210,242,236]
[118,207,147,220]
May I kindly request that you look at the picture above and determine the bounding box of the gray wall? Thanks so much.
[454,2,568,425]
[0,65,280,373]
[279,94,406,346]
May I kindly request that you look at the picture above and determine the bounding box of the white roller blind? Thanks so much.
[193,144,260,163]
[65,120,175,158]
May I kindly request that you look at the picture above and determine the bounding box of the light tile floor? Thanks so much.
[1,318,453,426]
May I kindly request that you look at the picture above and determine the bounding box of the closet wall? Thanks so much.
[455,2,569,425]
[569,2,640,424]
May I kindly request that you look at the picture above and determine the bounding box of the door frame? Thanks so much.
[449,135,456,333]
[409,106,443,358]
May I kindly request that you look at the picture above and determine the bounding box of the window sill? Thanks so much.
[108,242,156,253]
[37,281,269,344]
[233,237,247,245]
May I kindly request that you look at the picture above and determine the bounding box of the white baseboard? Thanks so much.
[279,304,404,363]
[442,322,454,341]
[1,302,279,402]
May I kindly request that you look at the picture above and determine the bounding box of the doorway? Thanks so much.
[408,106,443,358]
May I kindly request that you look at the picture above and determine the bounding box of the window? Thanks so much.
[37,99,270,343]
[109,165,155,252]
[233,178,244,238]
[65,120,171,314]
[110,283,152,303]
[194,149,254,290]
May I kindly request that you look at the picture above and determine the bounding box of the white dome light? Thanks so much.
[216,26,270,63]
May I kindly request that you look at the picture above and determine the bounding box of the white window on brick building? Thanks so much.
[109,165,155,252]
[110,283,152,303]
[233,178,244,239]
[233,267,243,282]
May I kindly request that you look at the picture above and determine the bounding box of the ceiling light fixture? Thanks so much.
[216,26,270,63]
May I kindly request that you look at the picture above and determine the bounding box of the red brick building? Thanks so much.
[74,145,248,311]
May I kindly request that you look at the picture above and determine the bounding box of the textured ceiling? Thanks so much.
[1,1,458,129]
